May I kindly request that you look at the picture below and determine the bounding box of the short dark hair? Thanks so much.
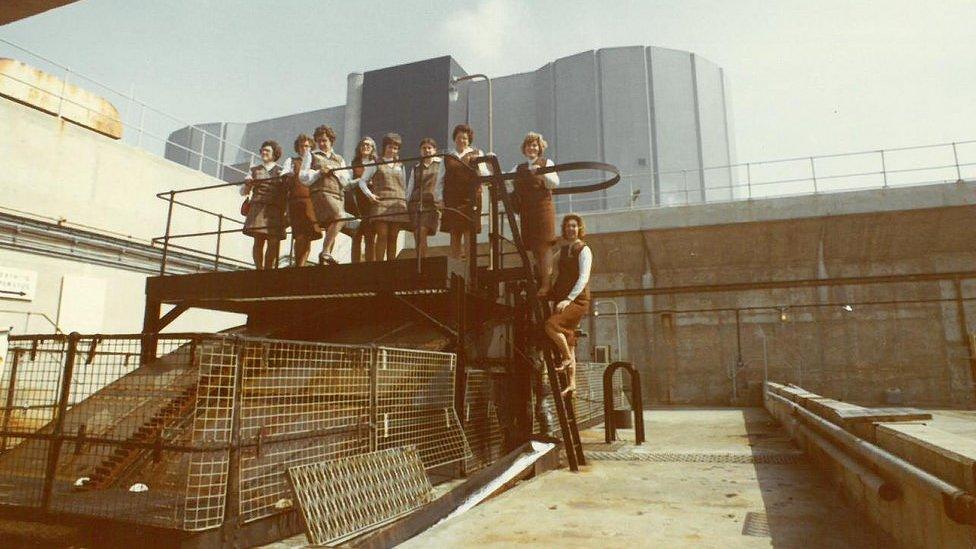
[313,125,337,144]
[561,214,585,239]
[260,140,282,161]
[452,124,474,143]
[419,137,437,149]
[382,132,402,148]
[293,133,313,153]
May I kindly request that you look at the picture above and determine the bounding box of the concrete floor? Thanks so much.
[402,407,885,548]
[927,409,976,438]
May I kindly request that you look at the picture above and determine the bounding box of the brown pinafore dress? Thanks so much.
[547,240,591,347]
[440,149,483,234]
[514,157,556,249]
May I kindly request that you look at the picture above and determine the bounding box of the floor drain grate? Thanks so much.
[742,511,771,537]
[585,451,805,464]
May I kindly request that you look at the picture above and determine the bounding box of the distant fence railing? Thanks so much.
[0,38,259,182]
[557,139,976,212]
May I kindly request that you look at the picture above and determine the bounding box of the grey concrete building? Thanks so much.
[166,46,734,212]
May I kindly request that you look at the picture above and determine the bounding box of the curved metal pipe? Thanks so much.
[767,392,975,525]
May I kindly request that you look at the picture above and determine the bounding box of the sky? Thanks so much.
[3,0,975,164]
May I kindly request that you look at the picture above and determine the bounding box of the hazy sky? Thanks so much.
[3,0,975,163]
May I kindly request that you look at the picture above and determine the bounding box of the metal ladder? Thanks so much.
[487,167,586,471]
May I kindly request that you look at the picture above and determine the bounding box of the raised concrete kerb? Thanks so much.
[581,179,976,235]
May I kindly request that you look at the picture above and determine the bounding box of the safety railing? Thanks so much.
[0,332,478,531]
[556,138,976,212]
[0,38,260,182]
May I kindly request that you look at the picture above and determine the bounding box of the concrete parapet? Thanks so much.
[765,382,976,548]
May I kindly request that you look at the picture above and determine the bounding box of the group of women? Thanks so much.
[239,123,592,393]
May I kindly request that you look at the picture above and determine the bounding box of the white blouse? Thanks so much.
[509,158,560,189]
[565,244,592,302]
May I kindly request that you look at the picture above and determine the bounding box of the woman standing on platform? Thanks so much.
[406,137,443,259]
[512,132,559,295]
[241,140,287,270]
[283,134,323,267]
[301,125,349,265]
[439,124,490,259]
[348,136,377,263]
[359,133,409,261]
[545,214,592,395]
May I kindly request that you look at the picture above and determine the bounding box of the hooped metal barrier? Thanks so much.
[603,361,645,445]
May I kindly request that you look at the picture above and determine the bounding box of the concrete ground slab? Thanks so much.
[402,408,885,548]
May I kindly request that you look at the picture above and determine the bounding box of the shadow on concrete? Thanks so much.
[742,407,886,548]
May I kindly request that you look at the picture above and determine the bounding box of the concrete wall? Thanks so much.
[578,181,976,408]
[0,247,240,335]
[0,97,245,333]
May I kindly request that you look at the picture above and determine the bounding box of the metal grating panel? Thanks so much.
[742,511,771,537]
[287,447,433,546]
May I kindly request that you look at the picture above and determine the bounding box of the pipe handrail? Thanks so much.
[603,361,645,445]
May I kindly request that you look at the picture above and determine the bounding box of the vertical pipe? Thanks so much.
[954,278,976,400]
[952,142,962,181]
[878,150,888,188]
[0,350,20,451]
[810,157,818,193]
[368,346,378,452]
[42,332,79,510]
[222,339,247,528]
[486,77,493,154]
[160,191,175,276]
[214,215,223,271]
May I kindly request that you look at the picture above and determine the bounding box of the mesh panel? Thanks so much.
[237,340,370,524]
[0,333,472,533]
[463,370,503,472]
[376,347,470,469]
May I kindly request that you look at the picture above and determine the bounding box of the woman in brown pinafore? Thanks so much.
[512,132,559,295]
[241,140,287,269]
[358,133,409,261]
[283,134,323,267]
[545,214,592,395]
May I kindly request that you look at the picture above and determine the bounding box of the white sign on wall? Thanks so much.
[0,267,37,301]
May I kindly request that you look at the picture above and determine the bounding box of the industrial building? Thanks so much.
[165,46,735,211]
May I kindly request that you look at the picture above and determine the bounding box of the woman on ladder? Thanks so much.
[545,214,592,395]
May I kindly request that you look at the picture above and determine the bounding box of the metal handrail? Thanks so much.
[0,310,62,334]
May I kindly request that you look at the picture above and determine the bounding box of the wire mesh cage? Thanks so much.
[0,333,476,533]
